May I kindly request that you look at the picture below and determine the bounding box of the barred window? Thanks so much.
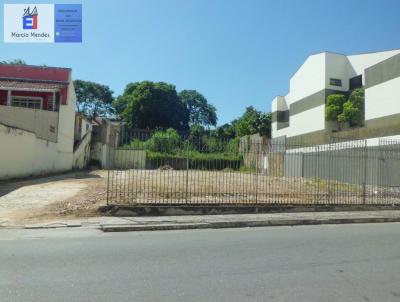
[329,78,342,87]
[11,97,42,109]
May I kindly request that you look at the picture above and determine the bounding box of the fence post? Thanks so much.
[363,140,367,204]
[185,144,189,204]
[106,134,112,206]
[255,143,259,204]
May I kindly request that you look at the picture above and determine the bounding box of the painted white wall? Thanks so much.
[287,105,325,137]
[289,53,326,104]
[272,96,288,111]
[57,81,76,153]
[73,131,91,169]
[0,124,73,179]
[0,106,59,142]
[348,49,400,84]
[365,76,400,120]
[271,49,400,140]
[0,77,77,179]
[325,52,356,92]
[80,118,92,139]
[273,105,325,138]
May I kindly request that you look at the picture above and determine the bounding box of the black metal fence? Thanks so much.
[106,131,400,205]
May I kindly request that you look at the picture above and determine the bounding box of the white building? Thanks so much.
[0,64,90,179]
[271,49,400,146]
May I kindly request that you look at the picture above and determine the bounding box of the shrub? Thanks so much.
[125,139,146,149]
[145,128,182,153]
[226,137,240,155]
[343,88,364,126]
[325,94,346,121]
[146,151,241,170]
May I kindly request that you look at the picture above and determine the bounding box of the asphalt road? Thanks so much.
[1,223,400,302]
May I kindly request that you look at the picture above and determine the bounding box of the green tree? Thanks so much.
[146,128,182,153]
[178,90,217,127]
[74,80,114,118]
[259,112,272,137]
[233,106,271,138]
[214,123,236,140]
[118,81,189,131]
[325,94,346,121]
[0,59,27,65]
[338,88,364,126]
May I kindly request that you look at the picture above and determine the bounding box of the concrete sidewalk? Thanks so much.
[8,210,400,232]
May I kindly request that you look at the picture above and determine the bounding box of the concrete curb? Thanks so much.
[99,204,400,217]
[100,217,400,232]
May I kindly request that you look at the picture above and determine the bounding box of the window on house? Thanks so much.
[11,97,42,109]
[329,78,342,87]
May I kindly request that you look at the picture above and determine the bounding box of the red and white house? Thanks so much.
[0,64,84,179]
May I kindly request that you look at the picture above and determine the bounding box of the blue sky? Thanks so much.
[1,0,399,125]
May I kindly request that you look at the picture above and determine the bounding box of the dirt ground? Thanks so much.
[1,168,398,226]
[0,170,108,226]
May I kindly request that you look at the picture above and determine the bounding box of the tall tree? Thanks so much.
[234,106,271,138]
[178,90,217,127]
[118,81,189,131]
[74,80,114,118]
[0,59,27,65]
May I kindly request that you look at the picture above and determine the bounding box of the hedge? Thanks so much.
[146,151,242,170]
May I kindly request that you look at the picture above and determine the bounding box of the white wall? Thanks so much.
[57,81,76,154]
[81,118,92,139]
[287,105,325,137]
[0,106,59,142]
[0,79,77,179]
[271,49,400,140]
[325,52,356,92]
[0,124,73,179]
[365,76,400,120]
[348,49,400,83]
[289,53,326,104]
[73,131,92,169]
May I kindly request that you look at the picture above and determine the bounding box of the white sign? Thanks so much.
[4,4,54,43]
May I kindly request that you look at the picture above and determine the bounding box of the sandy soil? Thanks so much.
[0,170,107,226]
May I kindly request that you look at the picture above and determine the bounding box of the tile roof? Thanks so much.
[0,79,68,91]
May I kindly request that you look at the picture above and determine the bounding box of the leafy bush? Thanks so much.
[146,151,241,170]
[145,128,182,153]
[325,94,346,121]
[226,137,240,155]
[338,88,364,126]
[125,139,146,149]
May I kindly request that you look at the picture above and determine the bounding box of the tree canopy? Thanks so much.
[325,94,346,121]
[0,59,27,65]
[178,90,217,127]
[117,81,189,131]
[232,106,271,138]
[74,80,115,118]
[325,89,364,127]
[338,88,364,126]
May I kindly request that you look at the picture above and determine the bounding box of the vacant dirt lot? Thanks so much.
[0,171,107,226]
[1,168,398,226]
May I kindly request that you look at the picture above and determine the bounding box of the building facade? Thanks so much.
[271,49,400,146]
[0,64,78,179]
